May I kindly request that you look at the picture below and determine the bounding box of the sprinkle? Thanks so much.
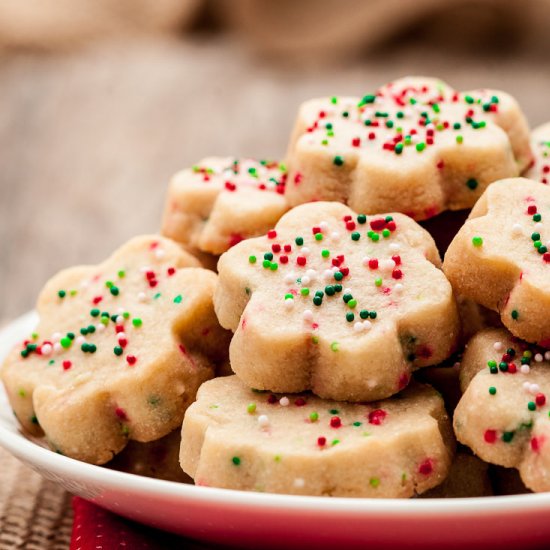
[232,457,241,466]
[279,397,290,407]
[258,415,270,428]
[247,403,256,414]
[472,236,483,247]
[369,477,380,488]
[126,355,137,366]
[309,412,319,422]
[489,386,497,395]
[333,155,344,166]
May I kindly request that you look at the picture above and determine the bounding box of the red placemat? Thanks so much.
[71,497,216,549]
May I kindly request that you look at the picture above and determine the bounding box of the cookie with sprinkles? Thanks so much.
[525,122,550,184]
[180,375,454,497]
[215,201,460,401]
[285,76,532,220]
[443,177,550,347]
[161,157,289,255]
[454,327,550,493]
[1,235,230,464]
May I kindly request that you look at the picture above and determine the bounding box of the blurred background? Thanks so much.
[1,0,550,323]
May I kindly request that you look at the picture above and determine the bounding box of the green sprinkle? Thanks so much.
[528,401,536,411]
[309,412,319,422]
[249,255,257,264]
[534,213,542,222]
[382,229,390,238]
[351,231,360,241]
[489,387,497,395]
[174,295,183,304]
[369,311,377,319]
[346,312,355,322]
[334,271,343,281]
[270,263,278,271]
[132,318,142,328]
[416,142,426,152]
[393,143,402,155]
[369,477,380,488]
[262,259,271,268]
[472,236,483,247]
[511,309,519,320]
[360,310,369,319]
[300,288,310,296]
[357,214,367,224]
[456,135,463,144]
[360,94,376,105]
[58,290,66,298]
[502,431,515,443]
[331,439,340,446]
[315,233,323,241]
[353,421,362,427]
[110,286,119,296]
[114,346,123,356]
[348,299,357,309]
[466,178,478,190]
[232,456,241,466]
[247,403,256,414]
[375,277,383,287]
[321,249,330,258]
[330,342,339,352]
[118,270,125,278]
[18,389,26,397]
[60,337,72,349]
[371,233,380,242]
[333,155,344,166]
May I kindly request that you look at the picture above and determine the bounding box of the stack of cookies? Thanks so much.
[3,76,550,498]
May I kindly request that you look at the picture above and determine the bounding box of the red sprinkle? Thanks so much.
[62,360,72,371]
[126,355,137,366]
[418,458,434,476]
[536,393,546,407]
[317,437,326,447]
[294,397,307,407]
[368,259,379,270]
[115,407,128,421]
[484,429,497,444]
[330,417,342,428]
[267,230,277,239]
[368,409,387,425]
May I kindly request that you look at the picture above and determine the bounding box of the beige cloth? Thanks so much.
[0,448,72,549]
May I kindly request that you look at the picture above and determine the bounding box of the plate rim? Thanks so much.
[1,311,550,517]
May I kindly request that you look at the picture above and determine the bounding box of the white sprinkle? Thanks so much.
[319,221,329,232]
[530,383,540,394]
[116,315,125,324]
[354,322,364,332]
[118,332,127,341]
[511,223,523,236]
[41,344,52,356]
[140,266,151,273]
[293,478,305,488]
[154,248,165,259]
[303,310,313,322]
[520,364,530,374]
[545,351,550,361]
[53,343,62,353]
[380,259,395,271]
[258,415,270,428]
[284,298,294,310]
[493,341,504,352]
[362,256,370,266]
[76,336,85,345]
[323,269,334,280]
[535,222,544,230]
[363,320,372,330]
[80,279,90,289]
[138,292,148,302]
[306,269,317,280]
[344,288,352,295]
[389,243,400,252]
[535,353,543,363]
[279,397,290,407]
[52,332,62,342]
[301,276,311,286]
[284,273,295,285]
[331,231,340,240]
[394,283,404,294]
[301,247,310,256]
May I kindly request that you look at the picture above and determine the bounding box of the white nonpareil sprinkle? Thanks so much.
[511,223,523,236]
[303,310,313,322]
[76,336,86,345]
[545,351,550,361]
[323,269,334,280]
[41,344,52,356]
[523,381,531,391]
[279,397,290,407]
[138,292,148,302]
[258,415,270,428]
[306,269,317,280]
[301,247,310,256]
[116,315,125,324]
[354,322,364,332]
[319,221,329,232]
[52,332,62,342]
[530,383,540,394]
[520,364,530,374]
[118,332,127,341]
[96,323,106,332]
[362,320,372,330]
[380,259,395,271]
[389,243,400,252]
[394,283,404,294]
[154,248,166,259]
[362,256,370,266]
[331,231,340,240]
[293,478,305,488]
[493,342,504,352]
[53,342,62,353]
[284,298,294,310]
[301,276,311,286]
[535,353,544,363]
[284,273,295,285]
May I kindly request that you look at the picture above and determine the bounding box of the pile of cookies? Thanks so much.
[3,76,550,498]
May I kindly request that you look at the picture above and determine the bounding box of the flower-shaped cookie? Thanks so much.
[180,376,454,497]
[454,328,550,492]
[1,235,230,464]
[162,157,289,255]
[526,122,550,184]
[286,76,532,220]
[215,201,460,401]
[443,178,550,346]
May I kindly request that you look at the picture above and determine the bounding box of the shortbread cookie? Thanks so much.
[180,376,454,497]
[454,327,550,492]
[286,76,531,220]
[1,235,230,464]
[421,452,493,498]
[215,201,460,401]
[443,178,550,346]
[108,429,192,483]
[162,157,289,255]
[525,122,550,184]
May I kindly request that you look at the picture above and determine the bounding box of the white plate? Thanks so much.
[1,312,550,550]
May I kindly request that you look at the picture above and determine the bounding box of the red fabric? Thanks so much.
[70,497,210,549]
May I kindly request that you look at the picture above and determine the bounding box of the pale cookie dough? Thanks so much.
[454,327,550,493]
[285,76,531,220]
[443,178,550,346]
[1,235,230,464]
[525,122,550,184]
[180,376,454,498]
[215,201,460,401]
[162,157,289,255]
